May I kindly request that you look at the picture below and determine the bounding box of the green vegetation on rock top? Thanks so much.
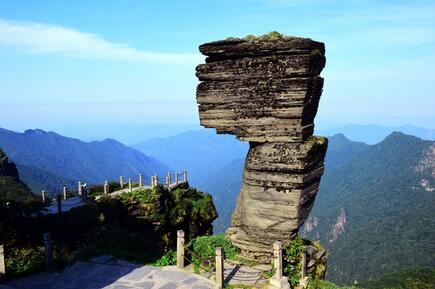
[226,31,296,42]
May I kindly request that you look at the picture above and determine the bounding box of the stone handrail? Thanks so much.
[40,170,189,213]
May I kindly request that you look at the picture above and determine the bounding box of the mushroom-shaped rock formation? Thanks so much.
[196,33,328,262]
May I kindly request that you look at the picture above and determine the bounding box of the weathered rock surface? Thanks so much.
[196,37,325,143]
[195,34,328,261]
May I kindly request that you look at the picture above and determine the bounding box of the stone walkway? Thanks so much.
[0,256,215,289]
[43,196,87,215]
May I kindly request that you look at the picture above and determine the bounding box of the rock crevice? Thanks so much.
[196,35,328,261]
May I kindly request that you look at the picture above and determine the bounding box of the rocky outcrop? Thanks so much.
[196,33,328,261]
[0,148,34,201]
[303,239,327,280]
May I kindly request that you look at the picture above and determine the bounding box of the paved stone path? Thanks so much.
[43,196,87,215]
[0,256,215,289]
[223,261,267,286]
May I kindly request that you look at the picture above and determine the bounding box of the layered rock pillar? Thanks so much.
[196,34,328,262]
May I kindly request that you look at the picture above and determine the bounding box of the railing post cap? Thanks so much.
[273,241,282,250]
[177,230,185,237]
[215,247,223,256]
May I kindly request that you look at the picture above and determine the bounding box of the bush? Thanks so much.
[189,234,239,261]
[89,181,121,197]
[5,247,45,278]
[283,235,305,287]
[154,250,176,266]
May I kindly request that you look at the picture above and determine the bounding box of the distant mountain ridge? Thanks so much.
[133,129,248,187]
[0,128,170,194]
[316,124,435,144]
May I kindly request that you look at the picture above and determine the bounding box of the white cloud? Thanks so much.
[0,19,201,64]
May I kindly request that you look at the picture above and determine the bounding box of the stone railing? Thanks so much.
[39,170,189,211]
[175,233,308,289]
[117,170,188,193]
[176,230,225,289]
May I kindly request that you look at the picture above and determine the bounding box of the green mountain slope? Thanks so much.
[324,133,368,170]
[0,128,171,194]
[0,148,35,201]
[304,132,435,284]
[198,157,245,232]
[358,267,435,289]
[15,164,76,195]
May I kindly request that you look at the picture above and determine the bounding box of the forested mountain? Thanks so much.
[0,128,170,194]
[0,148,35,201]
[133,129,248,187]
[304,132,435,284]
[324,133,368,170]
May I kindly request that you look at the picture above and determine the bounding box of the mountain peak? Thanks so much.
[381,131,420,144]
[24,129,47,135]
[330,133,349,141]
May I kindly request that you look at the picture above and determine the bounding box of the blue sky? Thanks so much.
[0,0,434,139]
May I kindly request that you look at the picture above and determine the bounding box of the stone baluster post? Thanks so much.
[82,184,88,201]
[78,181,82,197]
[269,241,290,289]
[128,178,132,192]
[104,180,109,195]
[298,251,309,288]
[154,175,159,187]
[56,194,62,214]
[63,187,67,200]
[120,176,124,189]
[175,173,179,185]
[176,230,185,269]
[0,245,5,282]
[139,173,143,189]
[43,233,53,270]
[165,175,170,188]
[167,173,171,186]
[183,170,188,183]
[41,190,46,205]
[301,251,307,278]
[215,247,224,289]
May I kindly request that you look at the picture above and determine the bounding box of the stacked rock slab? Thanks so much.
[196,35,328,262]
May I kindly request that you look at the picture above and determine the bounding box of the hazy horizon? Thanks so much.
[1,123,434,146]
